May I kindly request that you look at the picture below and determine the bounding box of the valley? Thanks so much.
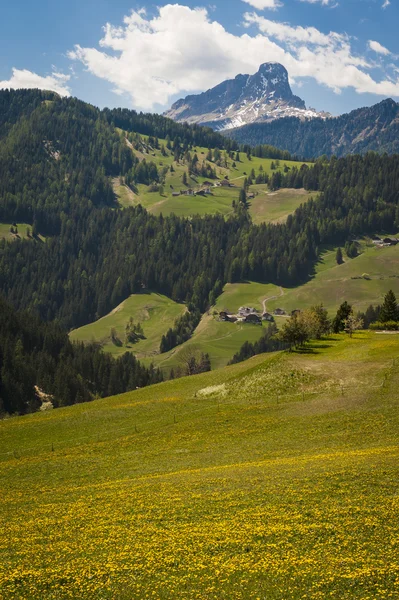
[1,69,399,600]
[72,240,399,373]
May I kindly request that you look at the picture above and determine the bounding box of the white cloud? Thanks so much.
[368,40,390,56]
[299,0,336,5]
[67,4,399,110]
[382,0,390,8]
[241,0,282,9]
[0,68,71,96]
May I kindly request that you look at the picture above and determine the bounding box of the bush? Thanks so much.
[369,321,399,331]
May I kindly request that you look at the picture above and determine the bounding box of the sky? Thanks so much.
[1,0,398,116]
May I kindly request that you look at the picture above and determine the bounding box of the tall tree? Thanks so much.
[333,301,353,333]
[336,247,343,265]
[379,290,399,323]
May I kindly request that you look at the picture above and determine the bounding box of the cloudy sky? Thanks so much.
[1,0,398,115]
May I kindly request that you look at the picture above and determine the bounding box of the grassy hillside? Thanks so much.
[79,241,399,372]
[250,187,314,225]
[0,222,45,242]
[149,243,399,372]
[267,242,399,315]
[70,292,186,358]
[114,132,312,223]
[142,282,279,372]
[1,332,399,599]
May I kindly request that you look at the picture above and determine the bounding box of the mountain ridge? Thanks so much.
[165,63,328,130]
[226,97,399,157]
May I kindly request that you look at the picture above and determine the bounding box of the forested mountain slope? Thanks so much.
[0,296,162,415]
[227,98,399,157]
[1,89,399,411]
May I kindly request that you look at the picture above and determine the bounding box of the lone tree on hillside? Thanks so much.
[276,314,310,350]
[344,315,364,337]
[333,301,352,333]
[336,247,343,265]
[379,290,399,323]
[177,345,211,376]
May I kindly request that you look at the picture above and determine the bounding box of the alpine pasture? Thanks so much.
[1,332,399,599]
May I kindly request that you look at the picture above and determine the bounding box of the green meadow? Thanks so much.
[70,292,186,358]
[0,222,45,242]
[113,132,312,223]
[2,332,399,599]
[267,242,399,315]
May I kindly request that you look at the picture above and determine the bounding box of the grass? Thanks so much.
[70,292,186,358]
[116,132,312,223]
[250,187,314,225]
[142,282,280,372]
[1,332,399,599]
[112,178,137,208]
[150,242,399,372]
[0,222,45,242]
[214,281,281,313]
[267,241,399,316]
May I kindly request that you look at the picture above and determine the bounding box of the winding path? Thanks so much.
[262,286,285,314]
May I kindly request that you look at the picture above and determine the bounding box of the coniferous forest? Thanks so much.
[1,89,399,414]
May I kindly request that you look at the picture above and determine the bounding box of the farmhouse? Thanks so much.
[238,306,258,317]
[383,237,398,246]
[244,314,262,324]
[262,312,274,322]
[291,309,301,317]
[274,308,286,316]
[219,179,231,187]
[219,311,231,321]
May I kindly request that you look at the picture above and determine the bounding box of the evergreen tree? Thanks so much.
[336,247,343,265]
[333,301,353,333]
[379,290,399,323]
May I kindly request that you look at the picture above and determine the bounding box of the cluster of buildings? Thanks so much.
[172,178,239,198]
[372,237,398,247]
[219,306,300,325]
[219,306,274,325]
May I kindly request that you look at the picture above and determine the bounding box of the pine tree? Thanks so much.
[333,301,353,333]
[379,290,398,323]
[336,247,343,265]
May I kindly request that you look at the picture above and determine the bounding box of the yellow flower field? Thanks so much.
[1,333,399,599]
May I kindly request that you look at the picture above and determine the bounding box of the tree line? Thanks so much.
[0,295,163,415]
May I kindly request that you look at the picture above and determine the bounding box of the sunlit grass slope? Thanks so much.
[267,242,399,315]
[0,222,46,242]
[70,292,186,358]
[143,282,280,373]
[1,332,399,599]
[250,187,314,224]
[114,132,312,223]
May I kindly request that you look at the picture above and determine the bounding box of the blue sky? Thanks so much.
[1,0,398,115]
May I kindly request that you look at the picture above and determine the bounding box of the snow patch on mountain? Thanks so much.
[164,63,329,131]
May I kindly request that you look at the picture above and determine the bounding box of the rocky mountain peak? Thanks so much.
[164,63,323,130]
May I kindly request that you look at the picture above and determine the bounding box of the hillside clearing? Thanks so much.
[116,131,312,222]
[268,242,399,315]
[70,292,186,358]
[0,222,45,242]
